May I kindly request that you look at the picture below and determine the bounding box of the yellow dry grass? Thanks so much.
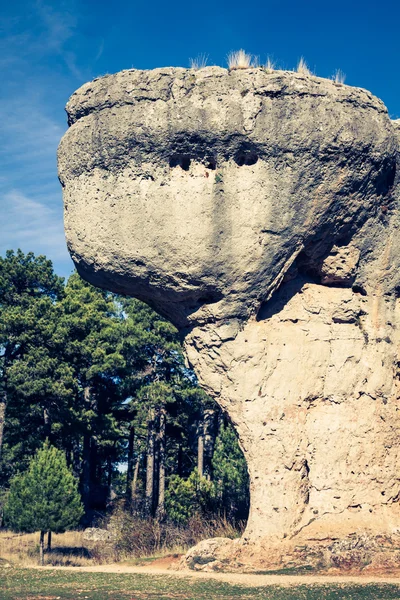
[333,69,346,84]
[227,49,253,70]
[297,57,313,76]
[189,54,208,70]
[0,530,100,567]
[264,57,275,72]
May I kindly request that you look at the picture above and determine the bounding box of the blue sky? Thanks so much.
[1,0,399,279]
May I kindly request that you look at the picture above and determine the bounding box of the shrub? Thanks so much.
[109,507,241,559]
[165,470,215,526]
[4,441,83,565]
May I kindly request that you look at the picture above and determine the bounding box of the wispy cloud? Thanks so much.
[0,1,84,276]
[95,39,105,62]
[0,190,69,262]
[36,0,83,79]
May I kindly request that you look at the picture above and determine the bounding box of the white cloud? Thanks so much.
[0,190,69,261]
[0,1,94,276]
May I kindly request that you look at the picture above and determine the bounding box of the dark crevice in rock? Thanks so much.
[352,284,367,296]
[234,150,258,167]
[169,155,191,170]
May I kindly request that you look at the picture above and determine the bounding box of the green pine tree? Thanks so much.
[165,469,214,525]
[212,424,249,521]
[4,441,84,565]
[0,249,67,482]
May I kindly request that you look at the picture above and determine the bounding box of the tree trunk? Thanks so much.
[0,354,9,459]
[125,424,135,506]
[107,454,113,488]
[81,432,91,512]
[90,436,98,490]
[203,407,217,480]
[39,531,45,566]
[82,386,93,514]
[156,408,166,520]
[0,396,6,459]
[145,410,155,516]
[132,453,140,500]
[197,415,204,478]
[177,443,183,477]
[47,531,52,552]
[43,407,51,439]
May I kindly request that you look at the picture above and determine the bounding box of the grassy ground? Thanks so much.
[1,568,400,600]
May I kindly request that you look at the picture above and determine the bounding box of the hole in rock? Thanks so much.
[169,155,191,171]
[183,290,225,319]
[352,284,367,296]
[206,157,217,170]
[234,151,258,167]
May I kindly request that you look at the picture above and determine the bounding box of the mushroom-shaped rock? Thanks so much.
[59,67,400,566]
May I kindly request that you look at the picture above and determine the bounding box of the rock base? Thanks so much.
[183,535,400,575]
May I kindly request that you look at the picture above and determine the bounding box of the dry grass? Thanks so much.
[111,510,243,560]
[189,53,208,70]
[0,515,242,567]
[333,69,346,84]
[0,530,110,567]
[227,49,254,70]
[264,57,275,72]
[297,57,313,76]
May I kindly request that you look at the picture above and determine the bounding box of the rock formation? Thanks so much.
[59,67,400,568]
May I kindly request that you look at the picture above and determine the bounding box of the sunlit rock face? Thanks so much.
[59,67,396,327]
[59,68,400,565]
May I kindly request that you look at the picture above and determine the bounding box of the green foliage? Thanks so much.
[165,470,215,525]
[5,441,83,533]
[0,250,250,526]
[212,424,249,520]
[0,250,70,482]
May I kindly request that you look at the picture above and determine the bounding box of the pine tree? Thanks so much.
[212,424,250,521]
[0,250,63,462]
[5,441,83,565]
[57,273,127,514]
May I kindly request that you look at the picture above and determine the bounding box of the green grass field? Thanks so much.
[1,568,400,600]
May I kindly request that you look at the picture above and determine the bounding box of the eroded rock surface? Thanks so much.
[59,67,400,566]
[59,67,397,327]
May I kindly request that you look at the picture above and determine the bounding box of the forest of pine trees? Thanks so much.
[0,250,249,529]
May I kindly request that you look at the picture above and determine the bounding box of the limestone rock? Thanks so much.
[183,537,234,570]
[59,67,400,567]
[82,527,114,542]
[185,283,400,545]
[318,245,360,285]
[58,67,397,328]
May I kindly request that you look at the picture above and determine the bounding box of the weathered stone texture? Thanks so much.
[185,284,400,544]
[59,67,400,564]
[59,67,397,328]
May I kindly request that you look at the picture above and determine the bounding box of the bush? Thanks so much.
[109,507,241,559]
[4,441,83,565]
[165,470,215,525]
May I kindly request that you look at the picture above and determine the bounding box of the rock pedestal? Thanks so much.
[185,286,400,545]
[59,67,400,566]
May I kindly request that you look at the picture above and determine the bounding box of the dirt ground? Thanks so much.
[33,556,400,588]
